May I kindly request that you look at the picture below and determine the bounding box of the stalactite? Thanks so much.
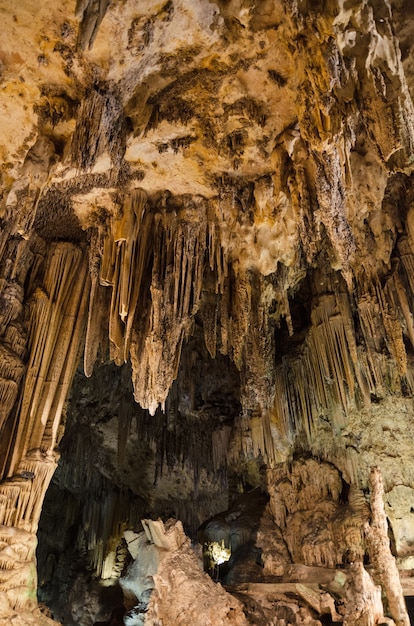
[71,88,126,170]
[200,282,219,359]
[313,157,351,255]
[398,236,414,295]
[0,283,24,337]
[4,136,56,241]
[84,227,108,377]
[0,380,18,433]
[100,225,115,287]
[273,291,361,445]
[219,282,231,357]
[208,200,228,297]
[76,0,111,50]
[229,266,251,370]
[212,427,231,473]
[310,296,355,410]
[9,240,34,287]
[130,197,208,413]
[0,346,25,387]
[357,275,409,394]
[293,161,318,267]
[337,292,371,406]
[116,189,150,362]
[91,189,151,368]
[385,266,414,350]
[374,280,407,378]
[4,324,26,361]
[8,242,90,474]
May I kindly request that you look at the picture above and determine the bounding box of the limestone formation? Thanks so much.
[0,0,414,624]
[120,519,247,626]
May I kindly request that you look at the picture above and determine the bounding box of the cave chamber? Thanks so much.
[1,0,414,624]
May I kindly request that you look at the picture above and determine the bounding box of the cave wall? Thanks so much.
[1,0,414,624]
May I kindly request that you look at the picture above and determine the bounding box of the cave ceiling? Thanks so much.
[2,0,414,625]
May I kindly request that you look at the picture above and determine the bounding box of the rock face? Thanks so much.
[120,518,247,626]
[1,0,414,624]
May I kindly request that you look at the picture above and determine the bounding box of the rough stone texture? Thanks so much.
[365,467,409,626]
[0,0,414,624]
[120,519,247,626]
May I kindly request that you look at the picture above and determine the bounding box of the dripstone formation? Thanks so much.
[1,0,414,624]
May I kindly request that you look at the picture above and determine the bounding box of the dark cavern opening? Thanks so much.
[36,342,245,624]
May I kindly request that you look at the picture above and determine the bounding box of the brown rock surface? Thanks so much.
[0,0,414,624]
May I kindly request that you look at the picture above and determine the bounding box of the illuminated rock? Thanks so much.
[0,0,414,623]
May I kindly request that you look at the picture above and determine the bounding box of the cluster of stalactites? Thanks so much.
[81,490,140,580]
[0,236,90,618]
[233,231,414,471]
[0,242,90,541]
[79,0,414,425]
[85,188,150,371]
[0,452,57,534]
[50,414,144,580]
[274,290,361,444]
[86,189,215,414]
[271,250,414,453]
[8,242,90,476]
[131,395,229,496]
[0,296,26,438]
[84,188,414,462]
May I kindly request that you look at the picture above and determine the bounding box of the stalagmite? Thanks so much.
[120,519,247,626]
[365,467,410,626]
[342,561,389,626]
